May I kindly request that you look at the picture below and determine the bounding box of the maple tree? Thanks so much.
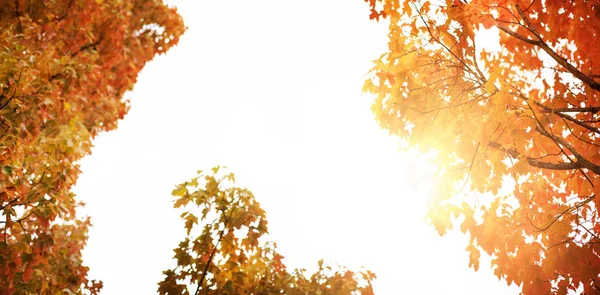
[158,167,376,295]
[0,0,184,293]
[363,0,600,294]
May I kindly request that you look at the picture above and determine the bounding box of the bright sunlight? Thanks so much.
[5,0,591,294]
[73,1,517,294]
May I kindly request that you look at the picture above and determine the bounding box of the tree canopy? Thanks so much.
[364,0,600,294]
[158,167,376,295]
[0,0,184,293]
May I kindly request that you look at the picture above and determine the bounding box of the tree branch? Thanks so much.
[533,126,600,175]
[487,141,600,174]
[535,101,600,134]
[528,195,595,233]
[194,206,236,295]
[70,39,102,57]
[496,25,540,46]
[0,70,22,110]
[56,0,74,21]
[540,106,600,113]
[0,210,35,224]
[0,197,20,211]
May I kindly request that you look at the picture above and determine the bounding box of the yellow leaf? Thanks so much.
[484,68,501,93]
[362,79,375,93]
[41,281,48,293]
[172,184,187,197]
[184,213,198,235]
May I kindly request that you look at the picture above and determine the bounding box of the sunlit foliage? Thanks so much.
[364,0,600,293]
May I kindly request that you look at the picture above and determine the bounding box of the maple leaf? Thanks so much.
[466,244,480,272]
[369,9,380,21]
[480,15,496,30]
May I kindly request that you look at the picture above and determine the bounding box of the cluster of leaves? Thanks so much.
[363,0,600,294]
[158,167,376,295]
[0,0,184,293]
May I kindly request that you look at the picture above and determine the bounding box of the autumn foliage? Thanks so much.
[0,0,376,293]
[158,167,376,295]
[11,0,600,293]
[0,0,184,293]
[364,0,600,294]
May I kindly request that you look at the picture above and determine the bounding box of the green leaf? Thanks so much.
[3,165,12,176]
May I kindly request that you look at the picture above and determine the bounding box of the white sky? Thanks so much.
[73,1,519,294]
